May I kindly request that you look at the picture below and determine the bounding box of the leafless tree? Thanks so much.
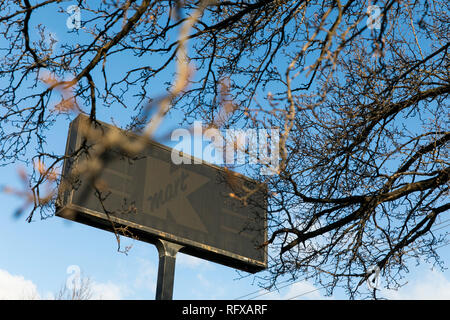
[55,272,93,300]
[1,0,449,298]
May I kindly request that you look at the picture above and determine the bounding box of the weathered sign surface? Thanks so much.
[56,115,267,272]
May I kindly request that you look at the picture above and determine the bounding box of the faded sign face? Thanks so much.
[57,115,267,273]
[143,157,209,233]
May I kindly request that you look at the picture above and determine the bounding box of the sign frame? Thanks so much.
[56,114,268,274]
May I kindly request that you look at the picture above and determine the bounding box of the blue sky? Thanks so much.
[1,1,450,300]
[1,189,450,300]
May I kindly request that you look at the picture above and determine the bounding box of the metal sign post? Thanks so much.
[155,239,183,300]
[57,114,268,300]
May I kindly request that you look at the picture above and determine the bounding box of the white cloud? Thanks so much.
[251,280,328,300]
[133,258,157,292]
[196,273,212,288]
[187,273,226,299]
[381,269,450,300]
[177,253,212,269]
[91,281,123,300]
[283,281,325,300]
[0,268,126,300]
[249,288,281,300]
[0,269,40,300]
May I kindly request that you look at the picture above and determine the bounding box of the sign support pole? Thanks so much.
[155,239,183,300]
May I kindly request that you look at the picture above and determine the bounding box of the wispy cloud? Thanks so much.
[186,273,227,299]
[133,257,157,292]
[177,253,214,270]
[91,281,123,300]
[242,280,330,300]
[381,269,450,300]
[283,281,326,300]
